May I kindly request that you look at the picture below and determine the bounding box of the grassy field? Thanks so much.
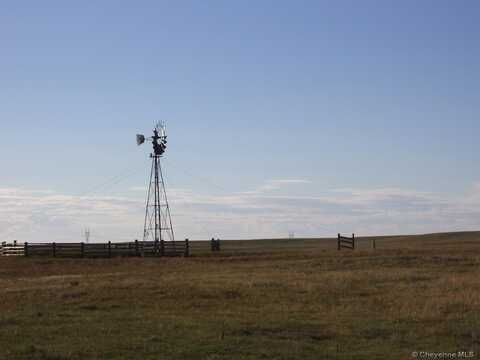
[1,232,480,359]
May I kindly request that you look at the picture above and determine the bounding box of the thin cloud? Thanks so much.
[243,178,312,194]
[129,186,146,192]
[1,182,479,242]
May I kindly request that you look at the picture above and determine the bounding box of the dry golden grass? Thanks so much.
[1,232,479,359]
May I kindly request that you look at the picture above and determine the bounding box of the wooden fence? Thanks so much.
[1,238,223,258]
[337,233,355,250]
[2,236,365,257]
[1,241,24,256]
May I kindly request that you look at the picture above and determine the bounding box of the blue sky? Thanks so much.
[1,1,479,242]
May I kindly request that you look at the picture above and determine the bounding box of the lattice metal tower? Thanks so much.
[137,122,175,244]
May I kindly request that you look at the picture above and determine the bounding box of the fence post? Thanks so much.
[154,239,159,256]
[160,239,165,256]
[185,238,189,257]
[135,240,139,257]
[352,233,355,250]
[108,241,112,258]
[81,242,84,258]
[140,240,145,257]
[211,238,215,252]
[24,242,28,257]
[53,242,56,257]
[216,238,220,252]
[337,234,340,251]
[372,238,376,250]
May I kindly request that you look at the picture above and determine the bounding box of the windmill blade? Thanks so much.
[155,121,167,137]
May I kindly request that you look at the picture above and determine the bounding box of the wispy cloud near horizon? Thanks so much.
[1,180,479,243]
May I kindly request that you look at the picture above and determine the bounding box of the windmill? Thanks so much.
[137,122,175,248]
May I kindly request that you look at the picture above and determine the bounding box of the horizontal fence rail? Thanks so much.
[1,239,222,258]
[1,240,190,258]
[1,241,24,256]
[337,233,355,250]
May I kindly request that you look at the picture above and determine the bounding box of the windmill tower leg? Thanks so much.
[143,155,175,254]
[143,156,155,241]
[158,156,175,243]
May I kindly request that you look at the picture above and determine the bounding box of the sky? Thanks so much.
[1,0,479,242]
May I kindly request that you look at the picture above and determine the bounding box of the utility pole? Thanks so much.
[84,228,90,244]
